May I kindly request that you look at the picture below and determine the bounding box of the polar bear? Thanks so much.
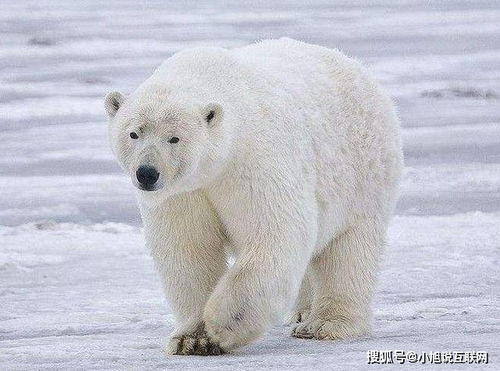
[105,38,402,356]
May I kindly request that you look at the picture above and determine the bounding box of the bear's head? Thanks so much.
[104,85,229,198]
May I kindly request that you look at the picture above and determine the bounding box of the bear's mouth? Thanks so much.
[132,177,163,192]
[136,183,162,192]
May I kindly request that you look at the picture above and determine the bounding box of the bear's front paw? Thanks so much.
[165,324,225,356]
[203,294,266,351]
[292,316,369,340]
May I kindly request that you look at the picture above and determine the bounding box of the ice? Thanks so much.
[1,214,498,369]
[1,0,499,369]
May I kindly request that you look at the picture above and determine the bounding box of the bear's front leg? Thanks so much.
[202,230,315,352]
[140,191,227,356]
[202,179,318,352]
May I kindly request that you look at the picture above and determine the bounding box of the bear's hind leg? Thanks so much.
[292,217,385,340]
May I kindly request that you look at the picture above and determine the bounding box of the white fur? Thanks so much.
[105,38,403,355]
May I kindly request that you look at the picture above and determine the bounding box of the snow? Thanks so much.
[1,0,499,369]
[1,215,498,369]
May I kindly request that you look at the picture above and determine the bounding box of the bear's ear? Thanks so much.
[104,91,126,118]
[201,103,223,127]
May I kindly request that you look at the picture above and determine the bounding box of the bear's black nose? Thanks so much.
[136,165,160,189]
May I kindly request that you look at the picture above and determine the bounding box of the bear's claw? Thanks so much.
[166,324,225,356]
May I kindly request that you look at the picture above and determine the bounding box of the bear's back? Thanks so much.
[232,38,356,85]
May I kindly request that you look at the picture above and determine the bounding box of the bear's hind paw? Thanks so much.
[291,317,369,340]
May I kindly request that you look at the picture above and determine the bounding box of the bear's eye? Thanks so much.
[130,132,139,139]
[168,136,180,144]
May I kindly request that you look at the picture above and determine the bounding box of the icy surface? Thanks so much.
[1,216,498,370]
[1,0,499,369]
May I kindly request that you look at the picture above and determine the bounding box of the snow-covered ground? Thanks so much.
[1,215,499,370]
[1,0,499,369]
